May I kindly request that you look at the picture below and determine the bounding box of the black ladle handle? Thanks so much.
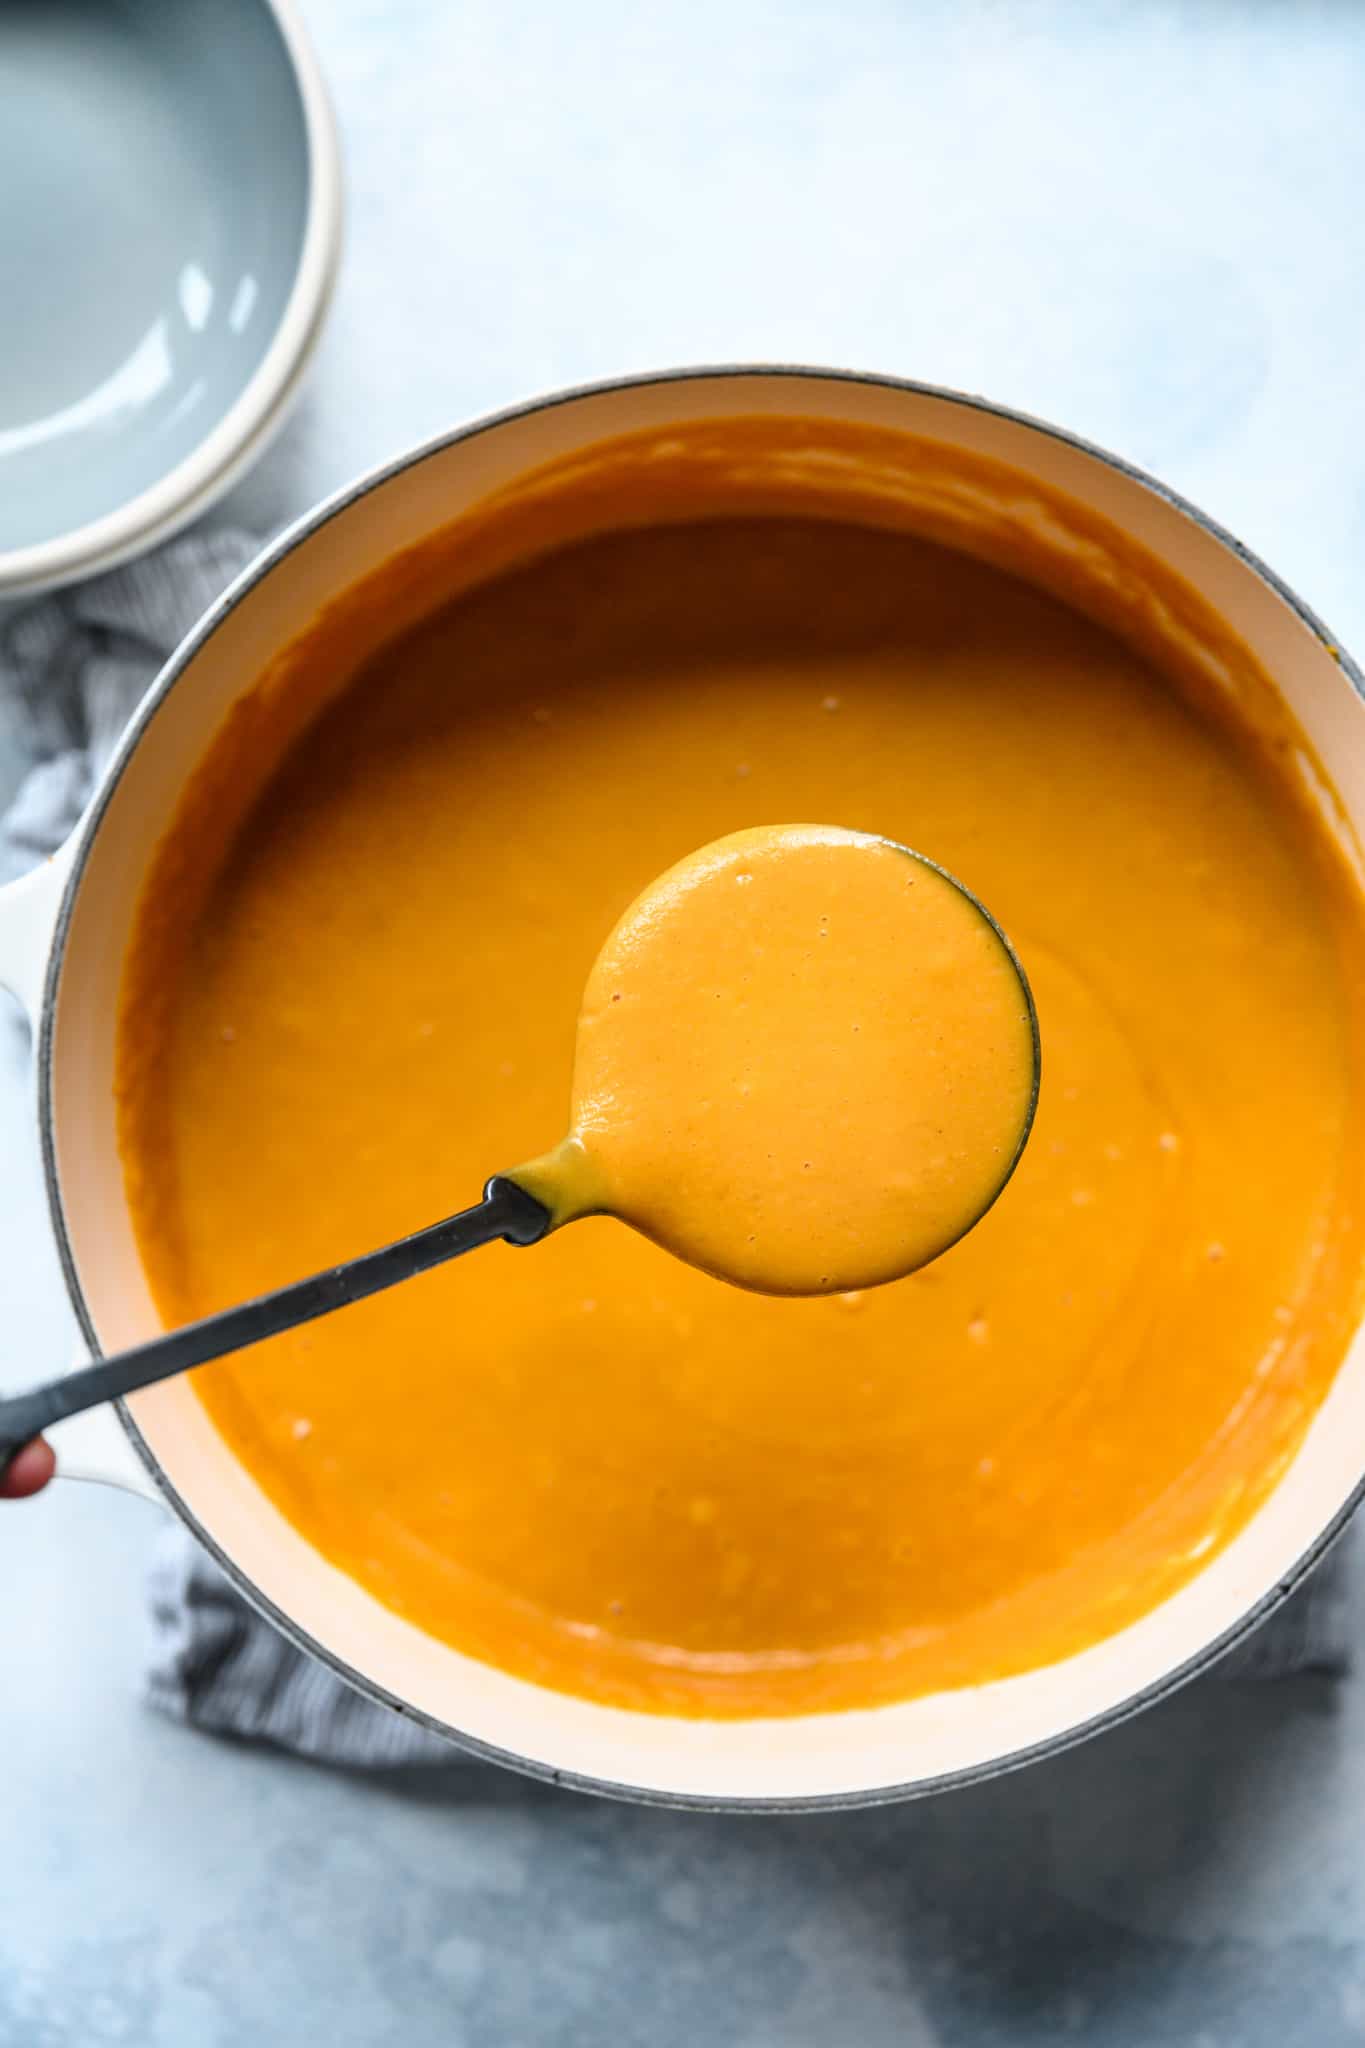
[0,1176,549,1482]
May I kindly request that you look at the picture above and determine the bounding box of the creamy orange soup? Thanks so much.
[514,822,1039,1293]
[117,420,1365,1717]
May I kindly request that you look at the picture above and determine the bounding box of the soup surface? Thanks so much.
[514,822,1039,1293]
[117,426,1365,1716]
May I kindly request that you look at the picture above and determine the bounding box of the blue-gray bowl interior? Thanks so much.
[0,0,311,556]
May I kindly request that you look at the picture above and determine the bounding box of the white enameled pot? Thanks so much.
[5,368,1365,1811]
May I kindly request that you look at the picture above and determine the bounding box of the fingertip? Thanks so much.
[1,1439,56,1498]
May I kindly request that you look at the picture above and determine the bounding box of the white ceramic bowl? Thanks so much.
[5,367,1365,1810]
[0,0,342,597]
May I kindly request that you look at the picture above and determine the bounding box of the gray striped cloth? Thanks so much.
[0,533,1347,1771]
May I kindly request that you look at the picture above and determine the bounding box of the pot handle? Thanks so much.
[48,1396,163,1504]
[0,851,162,1504]
[0,846,74,1022]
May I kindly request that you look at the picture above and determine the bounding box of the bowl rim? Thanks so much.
[39,362,1365,1811]
[0,0,344,599]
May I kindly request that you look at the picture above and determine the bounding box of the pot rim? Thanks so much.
[38,362,1365,1812]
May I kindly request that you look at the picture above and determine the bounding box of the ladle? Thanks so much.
[0,827,1039,1478]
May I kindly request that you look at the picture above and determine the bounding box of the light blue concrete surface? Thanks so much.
[7,1,1365,2039]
